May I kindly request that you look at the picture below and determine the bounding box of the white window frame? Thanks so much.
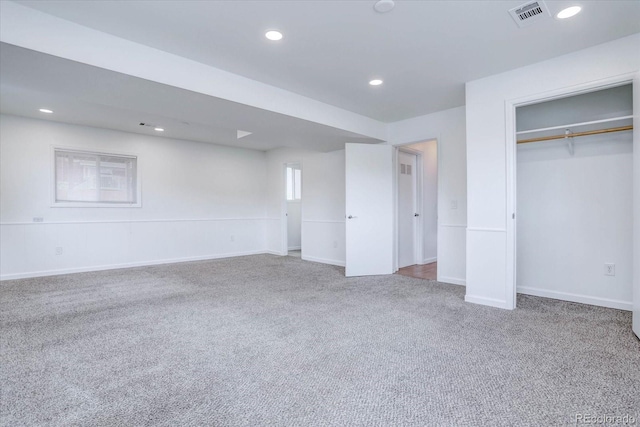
[51,146,142,208]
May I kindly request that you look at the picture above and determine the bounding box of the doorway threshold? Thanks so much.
[396,262,437,281]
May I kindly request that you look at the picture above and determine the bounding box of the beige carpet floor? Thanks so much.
[1,254,639,426]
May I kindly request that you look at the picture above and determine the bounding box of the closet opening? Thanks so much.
[514,83,634,310]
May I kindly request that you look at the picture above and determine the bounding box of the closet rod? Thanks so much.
[515,115,633,135]
[517,125,633,145]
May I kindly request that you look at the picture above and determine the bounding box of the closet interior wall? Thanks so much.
[515,84,634,310]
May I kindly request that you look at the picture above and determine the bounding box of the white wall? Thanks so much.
[1,118,353,278]
[406,140,438,264]
[388,106,467,286]
[517,133,633,310]
[465,33,640,309]
[302,150,346,266]
[0,114,267,279]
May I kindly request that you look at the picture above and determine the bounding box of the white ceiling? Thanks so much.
[12,0,640,122]
[0,43,378,152]
[0,0,640,151]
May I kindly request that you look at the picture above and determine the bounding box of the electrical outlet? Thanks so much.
[55,247,63,256]
[450,200,458,210]
[230,235,235,242]
[333,240,338,248]
[604,263,615,276]
[33,217,44,223]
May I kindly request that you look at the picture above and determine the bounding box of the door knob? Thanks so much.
[414,213,420,217]
[347,215,357,219]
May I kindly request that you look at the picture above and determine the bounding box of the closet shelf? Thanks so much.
[517,125,633,145]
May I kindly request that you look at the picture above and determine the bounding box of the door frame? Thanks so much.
[505,73,638,311]
[394,145,428,272]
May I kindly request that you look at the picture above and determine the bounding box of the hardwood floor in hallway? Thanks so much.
[397,262,437,280]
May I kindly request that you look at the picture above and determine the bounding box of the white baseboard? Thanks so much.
[438,275,465,286]
[0,250,267,281]
[465,294,512,310]
[288,246,301,251]
[517,286,632,311]
[422,257,437,265]
[301,255,345,267]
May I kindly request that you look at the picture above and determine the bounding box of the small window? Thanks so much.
[286,166,301,201]
[54,149,139,206]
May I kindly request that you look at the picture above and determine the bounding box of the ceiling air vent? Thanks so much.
[509,1,550,28]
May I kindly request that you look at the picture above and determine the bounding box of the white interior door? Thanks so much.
[345,143,394,276]
[398,151,417,268]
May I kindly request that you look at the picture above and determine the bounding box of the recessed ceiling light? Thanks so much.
[154,127,164,132]
[556,6,581,19]
[369,79,383,86]
[374,0,395,13]
[39,109,53,114]
[265,30,283,41]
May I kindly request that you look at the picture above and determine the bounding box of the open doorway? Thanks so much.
[285,163,302,258]
[396,140,438,281]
